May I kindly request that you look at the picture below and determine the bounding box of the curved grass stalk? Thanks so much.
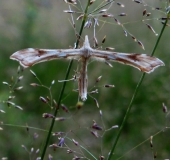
[107,9,170,160]
[66,137,98,160]
[116,127,167,160]
[40,1,91,159]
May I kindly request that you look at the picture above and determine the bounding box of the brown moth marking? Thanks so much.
[10,35,164,101]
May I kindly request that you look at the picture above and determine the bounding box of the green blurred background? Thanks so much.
[0,0,170,159]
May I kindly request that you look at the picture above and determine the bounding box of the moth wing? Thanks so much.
[10,48,81,68]
[91,51,164,73]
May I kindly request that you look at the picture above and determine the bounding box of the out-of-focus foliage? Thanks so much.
[0,0,170,159]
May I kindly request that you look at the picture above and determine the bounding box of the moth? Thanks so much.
[10,35,164,101]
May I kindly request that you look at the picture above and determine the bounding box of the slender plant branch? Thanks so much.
[107,9,170,160]
[116,127,166,160]
[66,137,97,160]
[88,0,115,15]
[40,1,91,159]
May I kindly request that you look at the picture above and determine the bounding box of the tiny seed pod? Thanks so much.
[155,7,161,10]
[146,13,151,17]
[53,132,64,136]
[111,125,119,129]
[92,121,102,130]
[34,133,39,139]
[73,155,82,160]
[119,13,127,16]
[42,113,55,119]
[0,110,5,113]
[123,30,128,37]
[90,0,95,5]
[67,149,73,153]
[143,9,147,16]
[39,96,48,103]
[93,98,99,108]
[91,130,99,138]
[14,86,23,90]
[63,10,75,13]
[117,2,125,7]
[96,75,102,83]
[150,136,153,148]
[58,138,65,147]
[105,61,113,67]
[51,80,55,85]
[15,105,23,110]
[104,84,115,88]
[86,19,92,28]
[114,18,121,25]
[8,96,15,100]
[55,117,66,121]
[2,82,9,85]
[89,89,98,94]
[30,83,39,87]
[133,0,142,4]
[64,0,77,4]
[53,100,58,109]
[61,104,69,112]
[48,154,53,160]
[99,110,102,116]
[76,14,84,20]
[18,76,24,82]
[49,143,58,149]
[145,23,158,36]
[99,9,107,13]
[130,34,137,42]
[162,103,168,113]
[160,17,170,20]
[31,147,34,153]
[35,149,40,154]
[99,156,105,160]
[137,40,145,50]
[102,13,114,18]
[105,47,115,51]
[72,139,79,146]
[21,145,27,151]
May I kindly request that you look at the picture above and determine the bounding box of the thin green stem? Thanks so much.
[107,11,170,160]
[88,0,115,15]
[66,137,97,160]
[40,1,91,159]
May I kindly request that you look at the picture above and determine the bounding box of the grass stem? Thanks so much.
[40,1,91,159]
[107,10,170,160]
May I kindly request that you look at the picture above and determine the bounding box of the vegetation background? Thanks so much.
[0,0,170,159]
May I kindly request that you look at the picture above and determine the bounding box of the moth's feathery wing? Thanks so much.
[10,48,81,68]
[91,50,164,73]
